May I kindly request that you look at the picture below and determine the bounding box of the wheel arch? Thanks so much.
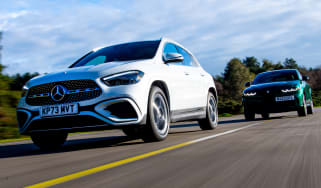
[209,87,218,103]
[150,80,170,109]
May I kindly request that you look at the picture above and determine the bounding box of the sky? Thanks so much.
[0,0,321,76]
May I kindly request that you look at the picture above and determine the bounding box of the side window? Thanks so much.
[190,55,200,67]
[296,71,302,80]
[163,43,178,54]
[163,43,182,65]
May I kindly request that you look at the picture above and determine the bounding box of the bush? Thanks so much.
[219,113,233,117]
[0,90,21,108]
[0,90,22,139]
[312,90,321,107]
[218,97,243,115]
[0,126,20,139]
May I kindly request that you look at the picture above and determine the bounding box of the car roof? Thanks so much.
[258,69,298,75]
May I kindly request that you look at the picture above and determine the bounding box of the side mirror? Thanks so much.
[164,53,184,63]
[245,81,251,87]
[302,75,309,81]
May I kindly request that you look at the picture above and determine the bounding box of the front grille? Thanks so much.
[256,89,282,97]
[26,80,102,106]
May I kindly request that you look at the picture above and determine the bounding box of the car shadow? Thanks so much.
[170,123,199,128]
[219,115,287,124]
[1,123,204,158]
[0,115,292,159]
[0,135,142,159]
[169,130,201,135]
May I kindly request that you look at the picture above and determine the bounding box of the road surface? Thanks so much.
[1,108,320,188]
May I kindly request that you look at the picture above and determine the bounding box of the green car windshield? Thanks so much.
[253,70,300,85]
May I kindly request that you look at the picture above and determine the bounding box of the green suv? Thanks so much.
[242,69,313,120]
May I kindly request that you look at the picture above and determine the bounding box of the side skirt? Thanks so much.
[170,107,206,123]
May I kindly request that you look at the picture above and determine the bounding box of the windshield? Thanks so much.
[70,40,161,68]
[252,70,300,85]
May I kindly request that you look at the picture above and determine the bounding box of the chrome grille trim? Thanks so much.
[26,80,102,106]
[68,87,100,94]
[27,88,100,99]
[28,93,50,99]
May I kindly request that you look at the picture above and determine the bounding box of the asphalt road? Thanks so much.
[1,108,321,188]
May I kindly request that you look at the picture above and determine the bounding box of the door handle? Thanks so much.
[200,74,205,77]
[184,72,190,76]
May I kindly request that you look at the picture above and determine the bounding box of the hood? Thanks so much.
[244,80,300,93]
[27,59,153,87]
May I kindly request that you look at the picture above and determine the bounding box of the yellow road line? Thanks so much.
[25,142,193,188]
[25,122,261,188]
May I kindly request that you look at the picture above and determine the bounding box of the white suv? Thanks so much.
[17,38,218,149]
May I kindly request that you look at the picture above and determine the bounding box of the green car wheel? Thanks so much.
[307,99,314,115]
[297,94,307,117]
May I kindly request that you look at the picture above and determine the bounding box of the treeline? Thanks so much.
[214,57,321,115]
[0,65,39,111]
[0,68,39,91]
[0,64,39,139]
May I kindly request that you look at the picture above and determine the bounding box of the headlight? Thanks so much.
[244,92,256,96]
[102,71,144,86]
[281,87,300,93]
[21,85,29,97]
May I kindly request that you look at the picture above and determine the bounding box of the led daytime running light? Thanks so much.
[281,87,300,93]
[244,92,256,96]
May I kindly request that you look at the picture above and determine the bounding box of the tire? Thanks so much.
[122,127,140,138]
[141,86,170,142]
[244,104,255,121]
[198,92,218,130]
[261,113,269,119]
[31,132,68,150]
[298,94,307,117]
[307,99,314,115]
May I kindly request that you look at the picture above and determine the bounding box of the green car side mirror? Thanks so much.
[245,81,251,87]
[302,75,309,81]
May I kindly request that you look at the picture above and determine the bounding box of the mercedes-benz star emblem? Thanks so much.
[51,85,67,102]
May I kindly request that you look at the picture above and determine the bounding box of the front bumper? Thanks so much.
[17,97,146,134]
[17,78,150,135]
[242,93,302,113]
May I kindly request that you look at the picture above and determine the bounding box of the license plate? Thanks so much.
[275,95,295,102]
[40,103,78,117]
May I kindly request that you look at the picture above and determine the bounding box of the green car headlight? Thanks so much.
[281,87,300,93]
[102,71,144,86]
[244,92,256,96]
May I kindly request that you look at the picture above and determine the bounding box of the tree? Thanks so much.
[283,58,298,69]
[223,58,253,100]
[0,31,3,74]
[213,76,224,96]
[261,59,275,72]
[242,56,260,74]
[0,31,10,90]
[274,62,284,70]
[0,64,5,74]
[304,67,321,90]
[9,72,39,90]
